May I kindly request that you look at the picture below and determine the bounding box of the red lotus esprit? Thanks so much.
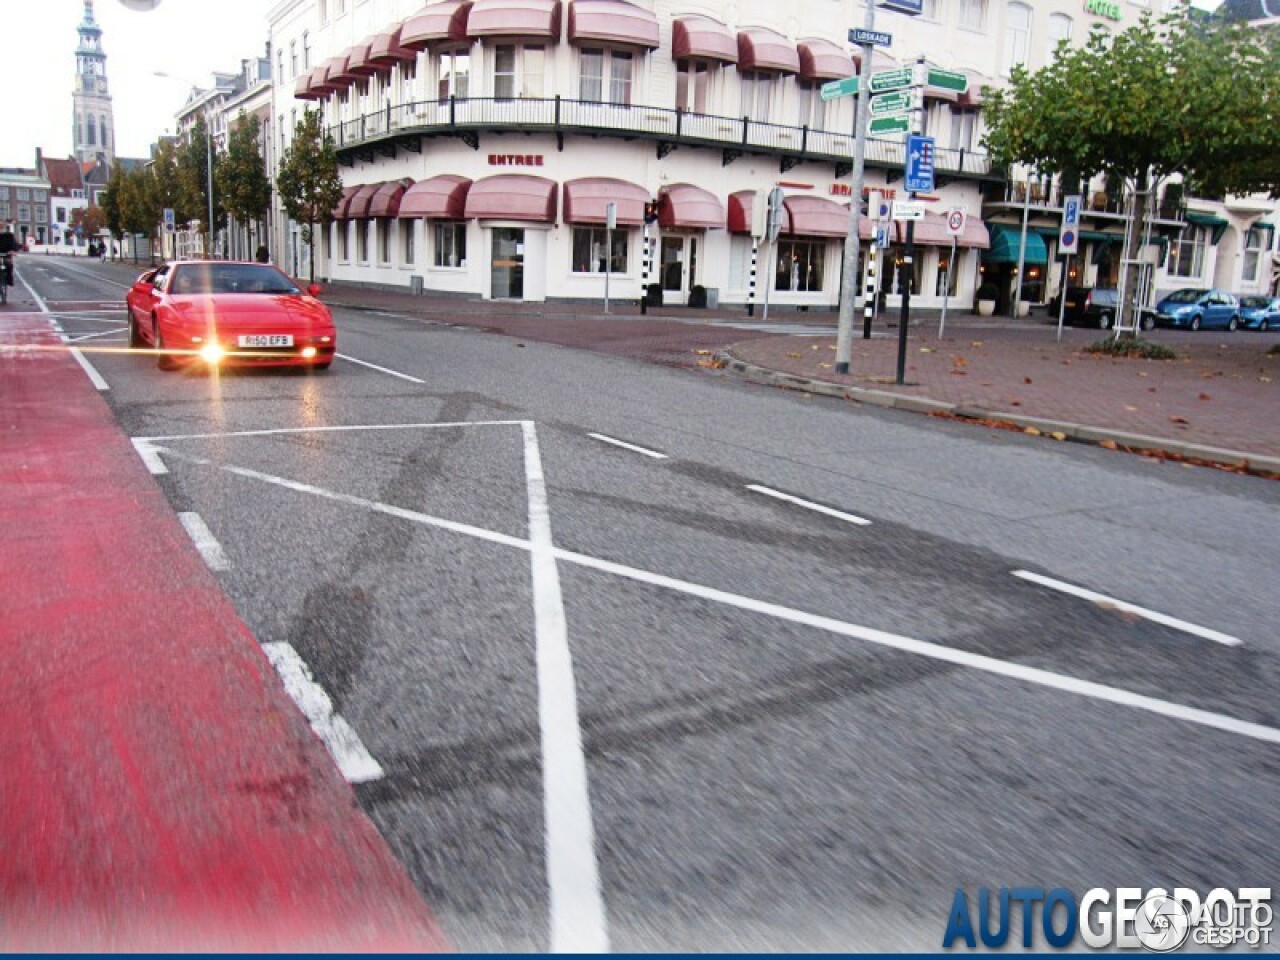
[126,260,337,371]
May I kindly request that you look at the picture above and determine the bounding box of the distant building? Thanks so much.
[39,151,89,249]
[72,0,116,167]
[0,167,52,245]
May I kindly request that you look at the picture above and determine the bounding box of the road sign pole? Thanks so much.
[834,1,877,375]
[939,236,955,339]
[748,237,758,317]
[896,56,926,386]
[1057,252,1071,342]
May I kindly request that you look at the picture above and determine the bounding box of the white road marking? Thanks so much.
[42,260,132,290]
[335,352,424,383]
[522,422,609,953]
[261,642,385,784]
[66,327,127,343]
[154,445,1280,748]
[587,432,668,459]
[1011,570,1243,647]
[14,267,109,391]
[130,438,169,475]
[746,484,871,526]
[177,512,230,571]
[137,419,524,443]
[69,348,110,390]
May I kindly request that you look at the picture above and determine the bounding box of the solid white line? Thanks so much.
[42,260,132,290]
[160,450,1280,748]
[335,352,425,383]
[66,327,127,343]
[131,438,169,475]
[69,348,110,391]
[177,512,231,571]
[746,484,871,526]
[522,422,609,953]
[587,432,668,459]
[16,267,51,314]
[261,641,385,784]
[1011,570,1243,647]
[137,419,525,443]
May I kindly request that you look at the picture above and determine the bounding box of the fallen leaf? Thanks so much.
[951,370,968,376]
[1023,426,1041,436]
[1051,431,1067,441]
[811,344,820,350]
[1198,392,1211,401]
[1148,387,1158,393]
[981,381,993,386]
[819,362,832,369]
[786,352,802,358]
[953,357,968,367]
[695,349,711,356]
[1137,371,1148,377]
[696,357,727,369]
[1023,377,1033,384]
[827,344,837,350]
[1169,416,1190,425]
[1261,376,1272,383]
[1010,400,1022,406]
[516,343,526,348]
[920,347,934,353]
[1125,405,1139,412]
[1100,439,1119,450]
[971,341,984,347]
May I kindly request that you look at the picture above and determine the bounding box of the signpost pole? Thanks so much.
[748,237,758,317]
[604,202,616,314]
[939,236,955,339]
[1011,165,1033,319]
[1057,252,1070,341]
[896,57,927,386]
[834,5,877,375]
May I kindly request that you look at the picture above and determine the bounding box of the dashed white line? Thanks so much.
[587,432,668,459]
[522,422,609,953]
[137,419,525,443]
[746,484,871,526]
[335,352,424,383]
[15,267,110,391]
[130,438,169,475]
[69,348,110,391]
[1011,570,1243,647]
[66,327,127,343]
[177,512,230,571]
[261,641,385,784]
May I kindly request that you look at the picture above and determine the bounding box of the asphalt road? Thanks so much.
[17,255,1280,951]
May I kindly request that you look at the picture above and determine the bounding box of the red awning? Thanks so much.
[347,183,384,220]
[332,186,360,220]
[782,196,848,237]
[956,69,990,108]
[672,16,737,63]
[562,177,648,225]
[567,0,658,49]
[658,184,723,229]
[314,56,351,93]
[368,179,415,218]
[797,39,854,82]
[293,70,322,100]
[334,44,376,83]
[401,0,473,49]
[908,212,953,246]
[368,26,419,69]
[468,0,561,39]
[399,175,473,218]
[736,28,799,74]
[465,174,557,221]
[960,217,990,249]
[727,190,755,234]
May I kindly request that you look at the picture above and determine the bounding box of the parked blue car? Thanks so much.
[1237,295,1280,331]
[1153,289,1240,331]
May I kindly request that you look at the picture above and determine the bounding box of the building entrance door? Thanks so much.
[491,227,525,299]
[660,234,698,305]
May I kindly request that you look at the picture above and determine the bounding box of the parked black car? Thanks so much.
[1061,286,1155,330]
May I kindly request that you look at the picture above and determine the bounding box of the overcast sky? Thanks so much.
[4,0,270,168]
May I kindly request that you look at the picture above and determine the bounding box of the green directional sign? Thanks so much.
[869,67,913,94]
[869,114,910,135]
[869,90,912,116]
[820,76,859,101]
[926,67,968,93]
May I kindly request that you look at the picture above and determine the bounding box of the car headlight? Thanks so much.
[198,343,225,364]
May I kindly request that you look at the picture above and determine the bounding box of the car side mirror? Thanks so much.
[307,283,322,297]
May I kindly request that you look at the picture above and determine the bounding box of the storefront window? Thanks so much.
[379,218,392,263]
[775,239,826,292]
[434,222,466,268]
[935,249,960,296]
[339,222,348,261]
[740,71,775,122]
[579,49,632,104]
[1242,227,1263,283]
[887,245,922,296]
[438,50,469,100]
[572,227,627,273]
[676,61,711,113]
[402,221,415,265]
[357,220,369,262]
[1169,226,1205,279]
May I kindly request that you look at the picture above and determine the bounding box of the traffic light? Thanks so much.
[644,200,659,224]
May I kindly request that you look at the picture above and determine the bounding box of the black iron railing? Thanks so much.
[325,95,994,178]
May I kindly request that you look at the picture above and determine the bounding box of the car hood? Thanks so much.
[169,293,334,330]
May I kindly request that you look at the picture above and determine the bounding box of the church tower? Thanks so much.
[72,0,116,165]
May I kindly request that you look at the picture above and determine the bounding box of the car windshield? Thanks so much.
[1091,290,1118,306]
[1239,296,1270,308]
[169,263,300,296]
[1163,289,1203,303]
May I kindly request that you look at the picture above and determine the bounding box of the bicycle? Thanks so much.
[0,231,18,305]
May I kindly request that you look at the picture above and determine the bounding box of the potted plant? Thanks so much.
[688,284,708,308]
[644,282,662,307]
[976,281,998,317]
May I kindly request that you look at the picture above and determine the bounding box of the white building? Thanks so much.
[264,0,1277,308]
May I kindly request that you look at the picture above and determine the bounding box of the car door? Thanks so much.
[132,266,169,341]
[1200,291,1223,328]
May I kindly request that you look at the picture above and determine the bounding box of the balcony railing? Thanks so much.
[326,95,994,179]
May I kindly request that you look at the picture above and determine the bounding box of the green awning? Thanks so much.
[984,223,1048,264]
[1080,230,1122,242]
[1184,210,1228,228]
[1252,220,1276,242]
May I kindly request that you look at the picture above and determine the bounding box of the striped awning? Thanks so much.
[659,183,724,229]
[401,0,473,48]
[671,15,737,63]
[567,0,659,49]
[562,177,648,225]
[468,0,562,39]
[736,27,799,74]
[797,39,854,82]
[399,175,473,218]
[465,174,558,221]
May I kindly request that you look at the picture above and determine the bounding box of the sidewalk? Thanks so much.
[0,310,447,951]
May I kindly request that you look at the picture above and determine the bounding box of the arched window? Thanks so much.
[1047,13,1072,61]
[1002,2,1032,75]
[100,118,108,150]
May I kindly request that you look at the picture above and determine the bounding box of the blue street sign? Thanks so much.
[849,27,893,46]
[878,0,923,14]
[904,134,935,194]
[1060,193,1082,254]
[875,224,891,249]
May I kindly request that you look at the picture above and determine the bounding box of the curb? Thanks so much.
[721,352,1280,478]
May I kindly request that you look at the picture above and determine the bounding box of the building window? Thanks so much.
[1047,14,1072,61]
[18,205,30,223]
[572,227,627,273]
[1242,227,1264,283]
[88,120,96,146]
[1169,225,1205,279]
[318,0,327,23]
[959,0,988,30]
[401,59,417,103]
[336,0,345,13]
[799,82,828,130]
[579,48,633,104]
[357,220,369,262]
[1002,2,1032,75]
[339,222,349,260]
[676,61,711,113]
[17,188,30,202]
[277,49,285,81]
[950,108,978,151]
[57,207,68,223]
[920,0,939,17]
[888,246,922,295]
[377,218,391,263]
[303,32,311,70]
[935,248,960,295]
[438,49,470,99]
[101,118,108,150]
[493,44,544,99]
[740,71,775,122]
[35,205,47,223]
[434,222,466,267]
[775,239,826,292]
[290,41,298,78]
[402,221,415,264]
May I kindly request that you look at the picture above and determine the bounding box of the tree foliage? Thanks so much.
[216,111,271,228]
[101,166,125,239]
[176,114,224,237]
[71,205,107,238]
[275,109,344,281]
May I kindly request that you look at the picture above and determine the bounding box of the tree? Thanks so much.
[119,168,156,263]
[275,109,344,282]
[101,166,125,248]
[177,115,224,254]
[982,13,1280,330]
[71,205,107,239]
[216,111,272,258]
[151,138,185,223]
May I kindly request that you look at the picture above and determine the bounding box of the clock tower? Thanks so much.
[72,0,116,165]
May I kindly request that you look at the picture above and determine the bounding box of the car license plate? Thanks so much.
[237,334,293,347]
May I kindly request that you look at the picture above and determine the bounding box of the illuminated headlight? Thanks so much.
[320,336,332,343]
[301,346,318,358]
[199,343,225,364]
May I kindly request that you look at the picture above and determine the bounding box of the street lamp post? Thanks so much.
[155,71,215,258]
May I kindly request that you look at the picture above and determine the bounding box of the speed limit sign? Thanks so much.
[945,207,966,237]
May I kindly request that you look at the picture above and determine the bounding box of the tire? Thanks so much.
[1140,313,1156,332]
[1228,315,1238,332]
[1191,315,1202,331]
[155,323,178,371]
[127,311,144,348]
[1261,320,1270,332]
[1098,312,1113,330]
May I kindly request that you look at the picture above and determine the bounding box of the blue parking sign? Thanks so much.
[905,135,935,194]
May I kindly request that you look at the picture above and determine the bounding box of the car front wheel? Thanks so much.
[1140,313,1155,331]
[1261,320,1270,332]
[1098,312,1113,330]
[1228,315,1239,332]
[127,311,144,348]
[155,322,178,371]
[1191,315,1202,331]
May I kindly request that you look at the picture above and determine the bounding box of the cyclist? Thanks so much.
[0,231,18,305]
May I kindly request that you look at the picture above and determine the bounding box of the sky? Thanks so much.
[3,0,271,168]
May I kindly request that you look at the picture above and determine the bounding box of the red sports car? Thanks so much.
[126,260,337,371]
